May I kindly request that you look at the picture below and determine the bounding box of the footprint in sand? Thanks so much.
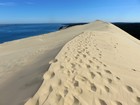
[114,45,117,48]
[126,85,133,93]
[104,70,112,75]
[115,101,123,105]
[96,65,100,69]
[49,85,53,92]
[86,51,90,55]
[103,64,107,67]
[49,59,58,64]
[73,80,79,87]
[86,64,91,68]
[85,47,88,50]
[83,54,86,58]
[65,56,68,58]
[98,99,107,105]
[104,86,110,93]
[58,79,62,85]
[88,60,93,64]
[90,72,96,79]
[99,53,102,58]
[50,72,55,79]
[44,71,55,80]
[55,94,62,102]
[116,76,121,80]
[107,78,112,84]
[77,51,82,54]
[64,87,68,96]
[73,97,80,105]
[132,69,136,71]
[90,83,97,92]
[71,63,76,68]
[52,59,58,63]
[97,72,102,77]
[96,48,100,51]
[136,96,140,103]
[60,65,64,69]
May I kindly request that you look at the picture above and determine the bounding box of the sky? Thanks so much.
[0,0,140,23]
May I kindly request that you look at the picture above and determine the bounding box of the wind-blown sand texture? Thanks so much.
[0,21,140,105]
[0,21,89,105]
[25,21,140,105]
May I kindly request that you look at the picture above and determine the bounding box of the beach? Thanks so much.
[0,20,140,105]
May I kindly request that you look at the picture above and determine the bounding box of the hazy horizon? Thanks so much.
[0,0,140,23]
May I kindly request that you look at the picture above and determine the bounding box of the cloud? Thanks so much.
[0,2,16,6]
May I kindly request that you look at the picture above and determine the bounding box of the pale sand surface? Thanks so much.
[25,21,140,105]
[0,22,90,105]
[0,20,140,105]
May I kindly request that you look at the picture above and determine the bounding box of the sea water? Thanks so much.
[0,23,63,43]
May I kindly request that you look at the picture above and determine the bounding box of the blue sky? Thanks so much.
[0,0,140,23]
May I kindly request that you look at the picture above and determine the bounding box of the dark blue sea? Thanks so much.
[0,23,63,43]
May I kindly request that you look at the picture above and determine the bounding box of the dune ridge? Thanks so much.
[1,20,117,105]
[25,21,140,105]
[0,21,106,105]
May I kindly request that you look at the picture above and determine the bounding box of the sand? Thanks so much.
[0,20,140,105]
[25,21,140,105]
[0,22,88,105]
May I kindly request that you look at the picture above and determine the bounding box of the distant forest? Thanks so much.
[61,23,140,40]
[113,23,140,40]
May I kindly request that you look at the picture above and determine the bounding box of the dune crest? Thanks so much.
[25,21,140,105]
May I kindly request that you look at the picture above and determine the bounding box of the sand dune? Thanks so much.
[0,20,140,105]
[0,21,92,105]
[25,21,140,105]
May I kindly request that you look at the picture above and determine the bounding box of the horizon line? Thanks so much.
[0,21,140,24]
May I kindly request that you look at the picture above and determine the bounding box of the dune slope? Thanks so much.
[25,21,140,105]
[0,21,98,105]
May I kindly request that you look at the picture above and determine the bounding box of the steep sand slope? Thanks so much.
[0,21,96,105]
[25,21,140,105]
[0,20,120,105]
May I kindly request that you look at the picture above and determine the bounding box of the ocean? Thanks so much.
[0,23,63,44]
